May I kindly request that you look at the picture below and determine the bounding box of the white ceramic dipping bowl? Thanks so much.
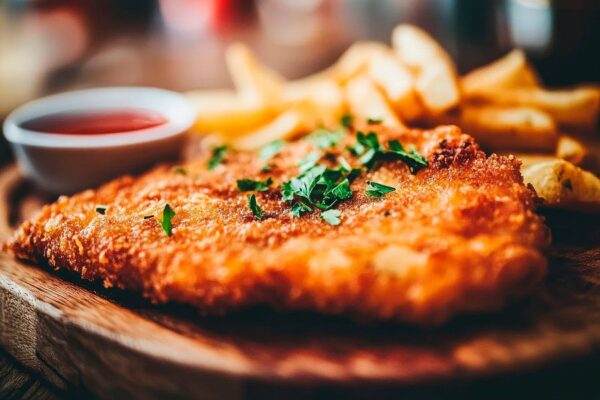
[3,87,195,194]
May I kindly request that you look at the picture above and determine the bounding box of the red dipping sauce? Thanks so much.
[20,109,167,135]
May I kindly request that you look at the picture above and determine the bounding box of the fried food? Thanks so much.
[522,159,600,212]
[439,105,558,152]
[344,75,404,128]
[467,86,600,131]
[7,125,548,325]
[460,49,540,97]
[392,25,460,114]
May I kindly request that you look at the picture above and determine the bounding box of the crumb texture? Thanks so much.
[7,125,549,325]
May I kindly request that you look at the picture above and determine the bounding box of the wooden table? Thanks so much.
[1,164,599,399]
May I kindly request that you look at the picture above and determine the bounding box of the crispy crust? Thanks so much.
[7,125,549,325]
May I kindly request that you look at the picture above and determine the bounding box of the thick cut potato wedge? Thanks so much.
[556,135,587,165]
[445,105,558,151]
[225,43,285,107]
[367,51,423,121]
[297,41,389,85]
[461,50,540,97]
[523,160,600,212]
[416,63,461,115]
[282,79,345,128]
[468,87,599,130]
[507,153,559,170]
[232,103,318,151]
[345,75,404,128]
[392,25,460,114]
[392,25,454,69]
[187,90,276,135]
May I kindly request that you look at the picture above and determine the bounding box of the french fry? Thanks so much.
[556,135,587,165]
[508,153,559,170]
[367,51,423,121]
[461,50,540,97]
[345,75,404,128]
[522,160,600,212]
[444,105,558,151]
[297,41,389,85]
[187,90,276,135]
[392,24,460,114]
[225,42,285,107]
[467,86,600,130]
[282,79,345,128]
[232,103,318,151]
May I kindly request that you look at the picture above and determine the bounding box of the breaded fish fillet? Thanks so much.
[7,125,549,325]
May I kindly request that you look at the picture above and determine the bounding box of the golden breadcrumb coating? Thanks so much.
[7,125,549,325]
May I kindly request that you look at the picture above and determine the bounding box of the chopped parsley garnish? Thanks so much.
[338,156,352,171]
[207,145,228,170]
[237,177,273,192]
[563,179,573,191]
[306,128,344,149]
[367,117,383,124]
[161,204,176,236]
[95,205,107,215]
[173,166,187,175]
[248,194,263,220]
[321,209,342,226]
[259,140,285,162]
[330,178,353,200]
[298,151,321,173]
[348,131,428,174]
[387,140,428,174]
[365,181,396,199]
[281,164,356,213]
[341,114,353,129]
[291,202,311,218]
[349,131,381,168]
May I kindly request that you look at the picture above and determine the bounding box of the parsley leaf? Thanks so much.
[173,166,187,175]
[347,168,362,183]
[321,209,342,226]
[330,178,353,200]
[348,131,428,174]
[367,117,383,124]
[288,165,327,201]
[282,164,356,213]
[281,181,294,201]
[95,205,107,215]
[259,140,285,161]
[298,151,321,173]
[237,177,273,192]
[207,145,228,170]
[341,114,353,129]
[357,131,381,150]
[387,140,428,174]
[248,194,263,220]
[161,204,176,236]
[365,181,396,199]
[306,128,344,149]
[291,202,312,217]
[351,131,381,168]
[338,156,352,171]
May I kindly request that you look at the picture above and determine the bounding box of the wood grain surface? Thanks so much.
[0,165,599,399]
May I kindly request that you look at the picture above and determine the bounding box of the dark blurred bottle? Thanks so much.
[515,0,600,86]
[454,0,599,86]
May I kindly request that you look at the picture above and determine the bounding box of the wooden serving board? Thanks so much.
[0,165,599,399]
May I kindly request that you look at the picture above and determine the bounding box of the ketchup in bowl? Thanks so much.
[20,109,167,135]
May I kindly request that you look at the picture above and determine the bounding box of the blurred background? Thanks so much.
[1,0,599,165]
